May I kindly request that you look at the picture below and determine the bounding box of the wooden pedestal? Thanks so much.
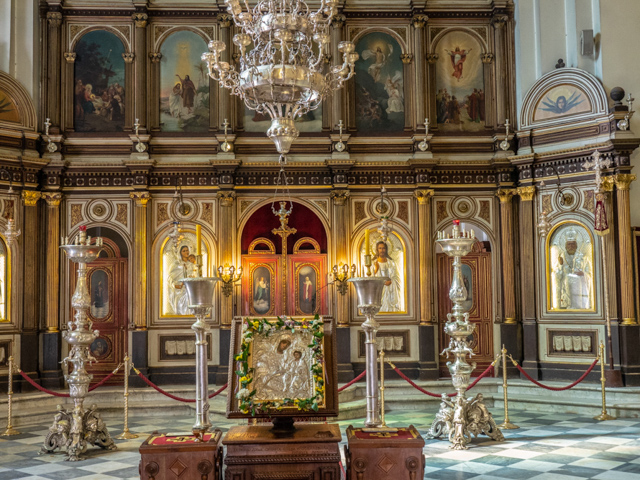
[344,425,425,480]
[223,423,342,480]
[139,430,223,480]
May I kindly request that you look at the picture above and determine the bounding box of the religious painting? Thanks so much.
[435,30,485,133]
[0,340,9,367]
[533,85,591,121]
[0,238,7,321]
[0,89,19,123]
[296,264,318,315]
[461,263,473,313]
[160,30,210,133]
[361,231,406,314]
[89,269,110,320]
[546,222,595,311]
[354,31,404,133]
[74,30,126,132]
[251,265,274,316]
[90,337,110,359]
[160,232,209,317]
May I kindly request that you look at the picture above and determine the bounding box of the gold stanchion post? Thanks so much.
[2,355,20,436]
[116,356,138,439]
[594,341,615,421]
[498,346,519,430]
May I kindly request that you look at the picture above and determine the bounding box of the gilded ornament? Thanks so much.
[122,53,135,64]
[217,191,236,207]
[42,192,63,207]
[70,204,84,228]
[64,53,77,64]
[412,14,428,29]
[47,12,63,28]
[414,189,434,205]
[216,13,232,28]
[331,14,346,29]
[115,204,128,227]
[130,191,151,206]
[495,188,517,203]
[132,12,148,28]
[21,190,41,207]
[156,203,169,227]
[149,52,162,63]
[330,190,350,206]
[400,53,413,64]
[614,173,636,191]
[481,53,494,64]
[492,14,509,29]
[516,186,536,202]
[426,53,439,64]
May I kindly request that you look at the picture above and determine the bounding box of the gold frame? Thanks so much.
[248,262,276,316]
[159,232,209,319]
[294,262,321,316]
[545,220,596,313]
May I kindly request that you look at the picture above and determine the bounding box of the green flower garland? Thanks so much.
[234,314,325,416]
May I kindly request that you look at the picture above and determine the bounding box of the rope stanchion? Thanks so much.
[497,346,518,430]
[18,370,70,397]
[116,356,138,440]
[133,367,227,403]
[510,354,599,391]
[337,370,366,393]
[1,356,19,436]
[594,341,615,421]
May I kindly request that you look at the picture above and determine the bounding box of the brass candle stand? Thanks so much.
[41,227,116,461]
[427,220,503,450]
[594,341,616,421]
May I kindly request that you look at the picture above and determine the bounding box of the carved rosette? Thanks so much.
[516,186,536,202]
[130,191,151,207]
[217,191,236,207]
[22,190,42,207]
[132,12,148,28]
[412,14,428,29]
[47,12,63,28]
[400,53,414,64]
[426,53,439,64]
[414,189,435,205]
[330,190,350,206]
[64,53,77,64]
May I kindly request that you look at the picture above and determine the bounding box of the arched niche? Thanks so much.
[74,30,126,132]
[0,71,37,131]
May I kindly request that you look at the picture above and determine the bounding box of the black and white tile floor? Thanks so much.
[1,410,639,479]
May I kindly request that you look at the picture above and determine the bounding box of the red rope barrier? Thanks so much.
[18,370,70,397]
[467,364,495,391]
[391,362,495,398]
[134,369,227,402]
[337,370,367,393]
[514,357,599,391]
[208,383,228,399]
[88,370,118,391]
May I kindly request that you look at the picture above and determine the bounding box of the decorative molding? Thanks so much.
[70,204,84,228]
[130,191,151,206]
[132,12,148,28]
[64,52,77,63]
[436,200,448,224]
[115,203,128,227]
[47,12,63,28]
[414,189,434,205]
[122,53,135,63]
[481,53,494,64]
[217,13,232,28]
[400,53,413,64]
[492,14,509,29]
[426,53,439,64]
[614,173,637,191]
[21,190,41,207]
[496,188,517,203]
[217,191,236,207]
[149,52,162,63]
[330,190,350,206]
[42,192,63,207]
[156,203,169,227]
[516,186,536,202]
[412,14,428,29]
[601,176,615,192]
[331,14,346,29]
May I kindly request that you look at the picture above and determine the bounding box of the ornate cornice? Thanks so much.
[42,192,63,207]
[22,190,42,207]
[330,190,350,206]
[614,173,637,191]
[130,191,151,206]
[414,189,434,205]
[216,191,236,207]
[516,186,536,201]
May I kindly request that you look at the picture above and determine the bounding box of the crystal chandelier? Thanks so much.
[202,0,358,158]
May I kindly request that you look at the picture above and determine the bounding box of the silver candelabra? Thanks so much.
[182,276,220,439]
[427,221,503,450]
[41,227,116,461]
[348,276,388,428]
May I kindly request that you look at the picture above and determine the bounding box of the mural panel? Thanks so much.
[533,85,591,121]
[435,30,485,133]
[74,30,126,132]
[0,90,19,123]
[354,31,404,133]
[89,269,109,319]
[160,30,210,132]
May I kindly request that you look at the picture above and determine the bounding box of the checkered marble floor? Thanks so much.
[1,410,639,479]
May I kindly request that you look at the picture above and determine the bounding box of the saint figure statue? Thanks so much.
[166,244,197,315]
[551,227,593,309]
[373,240,402,312]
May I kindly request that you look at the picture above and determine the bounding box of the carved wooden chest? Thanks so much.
[139,430,222,480]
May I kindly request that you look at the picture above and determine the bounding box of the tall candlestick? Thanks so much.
[196,224,202,256]
[364,229,370,256]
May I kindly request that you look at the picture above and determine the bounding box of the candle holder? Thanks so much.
[182,276,221,439]
[332,263,356,295]
[41,227,116,461]
[417,118,430,152]
[217,264,242,297]
[499,119,510,151]
[427,220,503,450]
[347,275,389,428]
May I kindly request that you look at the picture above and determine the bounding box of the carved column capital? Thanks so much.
[47,12,63,28]
[132,12,149,28]
[217,191,236,207]
[516,186,536,201]
[481,53,495,64]
[414,189,435,205]
[122,53,135,64]
[330,190,350,206]
[64,52,77,63]
[130,191,151,206]
[492,14,509,29]
[412,14,428,28]
[331,14,346,29]
[426,53,439,64]
[217,13,233,28]
[400,53,414,64]
[149,52,162,63]
[22,190,42,207]
[496,188,517,203]
[614,173,637,191]
[601,176,616,192]
[42,192,63,207]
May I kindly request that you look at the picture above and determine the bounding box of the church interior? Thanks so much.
[1,0,640,478]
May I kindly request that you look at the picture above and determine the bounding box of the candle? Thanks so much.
[364,229,370,256]
[196,224,202,256]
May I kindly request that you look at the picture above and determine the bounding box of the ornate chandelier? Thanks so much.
[202,0,358,158]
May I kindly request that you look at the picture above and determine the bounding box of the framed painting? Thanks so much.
[241,256,279,317]
[435,30,485,133]
[89,268,111,320]
[533,84,591,121]
[354,31,404,133]
[74,30,126,132]
[288,254,327,316]
[160,30,210,133]
[546,222,595,312]
[0,339,10,367]
[89,336,111,360]
[227,316,338,419]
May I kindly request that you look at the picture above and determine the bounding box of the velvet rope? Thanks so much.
[513,356,599,391]
[391,362,495,398]
[337,370,367,393]
[87,370,118,391]
[133,368,227,402]
[17,369,121,397]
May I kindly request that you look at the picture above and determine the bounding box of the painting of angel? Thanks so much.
[354,31,404,133]
[534,85,591,121]
[435,30,485,133]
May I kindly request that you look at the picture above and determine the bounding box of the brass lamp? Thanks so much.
[332,263,355,295]
[217,264,242,297]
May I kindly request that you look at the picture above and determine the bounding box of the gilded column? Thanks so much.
[132,12,148,129]
[412,15,428,128]
[217,191,236,326]
[496,188,517,323]
[46,11,63,129]
[130,191,150,329]
[42,192,63,332]
[331,190,350,326]
[614,174,637,325]
[415,189,435,324]
[600,177,618,323]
